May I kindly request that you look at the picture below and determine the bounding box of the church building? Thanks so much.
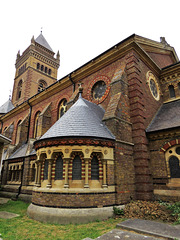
[0,33,180,223]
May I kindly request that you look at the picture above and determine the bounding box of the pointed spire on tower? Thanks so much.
[31,36,35,45]
[56,50,60,61]
[16,50,20,59]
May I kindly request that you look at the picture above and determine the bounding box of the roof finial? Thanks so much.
[78,82,83,97]
[41,27,43,34]
[9,90,12,100]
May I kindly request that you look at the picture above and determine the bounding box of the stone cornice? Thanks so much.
[34,137,115,150]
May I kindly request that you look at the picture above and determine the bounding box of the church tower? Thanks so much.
[11,33,60,106]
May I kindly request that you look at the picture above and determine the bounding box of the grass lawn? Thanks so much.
[0,200,124,240]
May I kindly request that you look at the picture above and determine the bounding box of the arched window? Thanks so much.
[44,160,48,180]
[32,163,36,181]
[72,155,82,180]
[58,99,67,119]
[37,63,40,70]
[41,65,44,71]
[169,85,176,98]
[38,80,47,93]
[48,69,52,75]
[91,156,99,180]
[15,120,21,145]
[45,67,47,73]
[55,155,63,180]
[16,80,22,100]
[178,82,180,91]
[169,156,180,178]
[34,111,41,139]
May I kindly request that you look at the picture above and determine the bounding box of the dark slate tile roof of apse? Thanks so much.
[146,99,180,132]
[35,33,53,52]
[0,99,14,114]
[40,95,115,140]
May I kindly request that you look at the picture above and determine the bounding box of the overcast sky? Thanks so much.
[0,0,180,106]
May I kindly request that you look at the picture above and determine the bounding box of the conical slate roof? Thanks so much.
[40,95,115,141]
[0,99,14,114]
[35,33,53,52]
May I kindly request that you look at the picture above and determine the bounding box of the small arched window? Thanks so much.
[16,80,22,100]
[44,160,48,180]
[58,99,67,119]
[32,163,36,182]
[169,85,176,98]
[48,69,52,75]
[45,67,47,73]
[91,156,99,180]
[41,65,44,71]
[38,80,47,93]
[34,111,41,139]
[178,82,180,92]
[72,155,82,180]
[55,155,63,180]
[169,156,180,178]
[37,63,40,70]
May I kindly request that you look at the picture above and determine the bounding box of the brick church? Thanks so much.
[0,33,180,223]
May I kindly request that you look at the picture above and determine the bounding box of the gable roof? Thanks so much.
[35,33,53,52]
[40,95,115,141]
[146,99,180,132]
[0,99,14,114]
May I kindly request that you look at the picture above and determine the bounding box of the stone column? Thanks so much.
[36,161,42,187]
[35,162,38,185]
[46,159,53,188]
[64,158,69,188]
[102,159,107,188]
[84,158,89,188]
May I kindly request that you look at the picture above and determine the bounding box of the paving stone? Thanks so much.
[94,229,160,240]
[0,198,10,204]
[0,211,19,219]
[117,219,180,240]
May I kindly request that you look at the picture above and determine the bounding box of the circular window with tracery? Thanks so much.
[87,75,111,104]
[146,71,160,101]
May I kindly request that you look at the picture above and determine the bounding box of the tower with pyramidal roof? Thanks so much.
[11,33,60,106]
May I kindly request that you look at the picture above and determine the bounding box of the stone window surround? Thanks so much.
[34,145,114,191]
[8,162,23,183]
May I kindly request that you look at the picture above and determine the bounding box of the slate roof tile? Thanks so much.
[40,95,115,140]
[146,99,180,132]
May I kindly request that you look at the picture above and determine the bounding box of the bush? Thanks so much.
[123,200,177,223]
[113,206,124,216]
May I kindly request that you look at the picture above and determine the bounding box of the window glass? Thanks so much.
[72,155,81,180]
[55,156,63,180]
[91,156,99,180]
[44,160,48,180]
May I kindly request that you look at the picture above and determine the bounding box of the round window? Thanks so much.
[149,79,158,99]
[92,81,106,100]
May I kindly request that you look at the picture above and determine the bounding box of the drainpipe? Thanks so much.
[69,73,75,92]
[0,120,3,134]
[16,100,32,199]
[16,157,25,199]
[26,100,32,143]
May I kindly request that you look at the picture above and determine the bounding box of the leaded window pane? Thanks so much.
[91,156,99,180]
[44,160,48,180]
[55,156,63,180]
[169,156,180,178]
[72,155,81,180]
